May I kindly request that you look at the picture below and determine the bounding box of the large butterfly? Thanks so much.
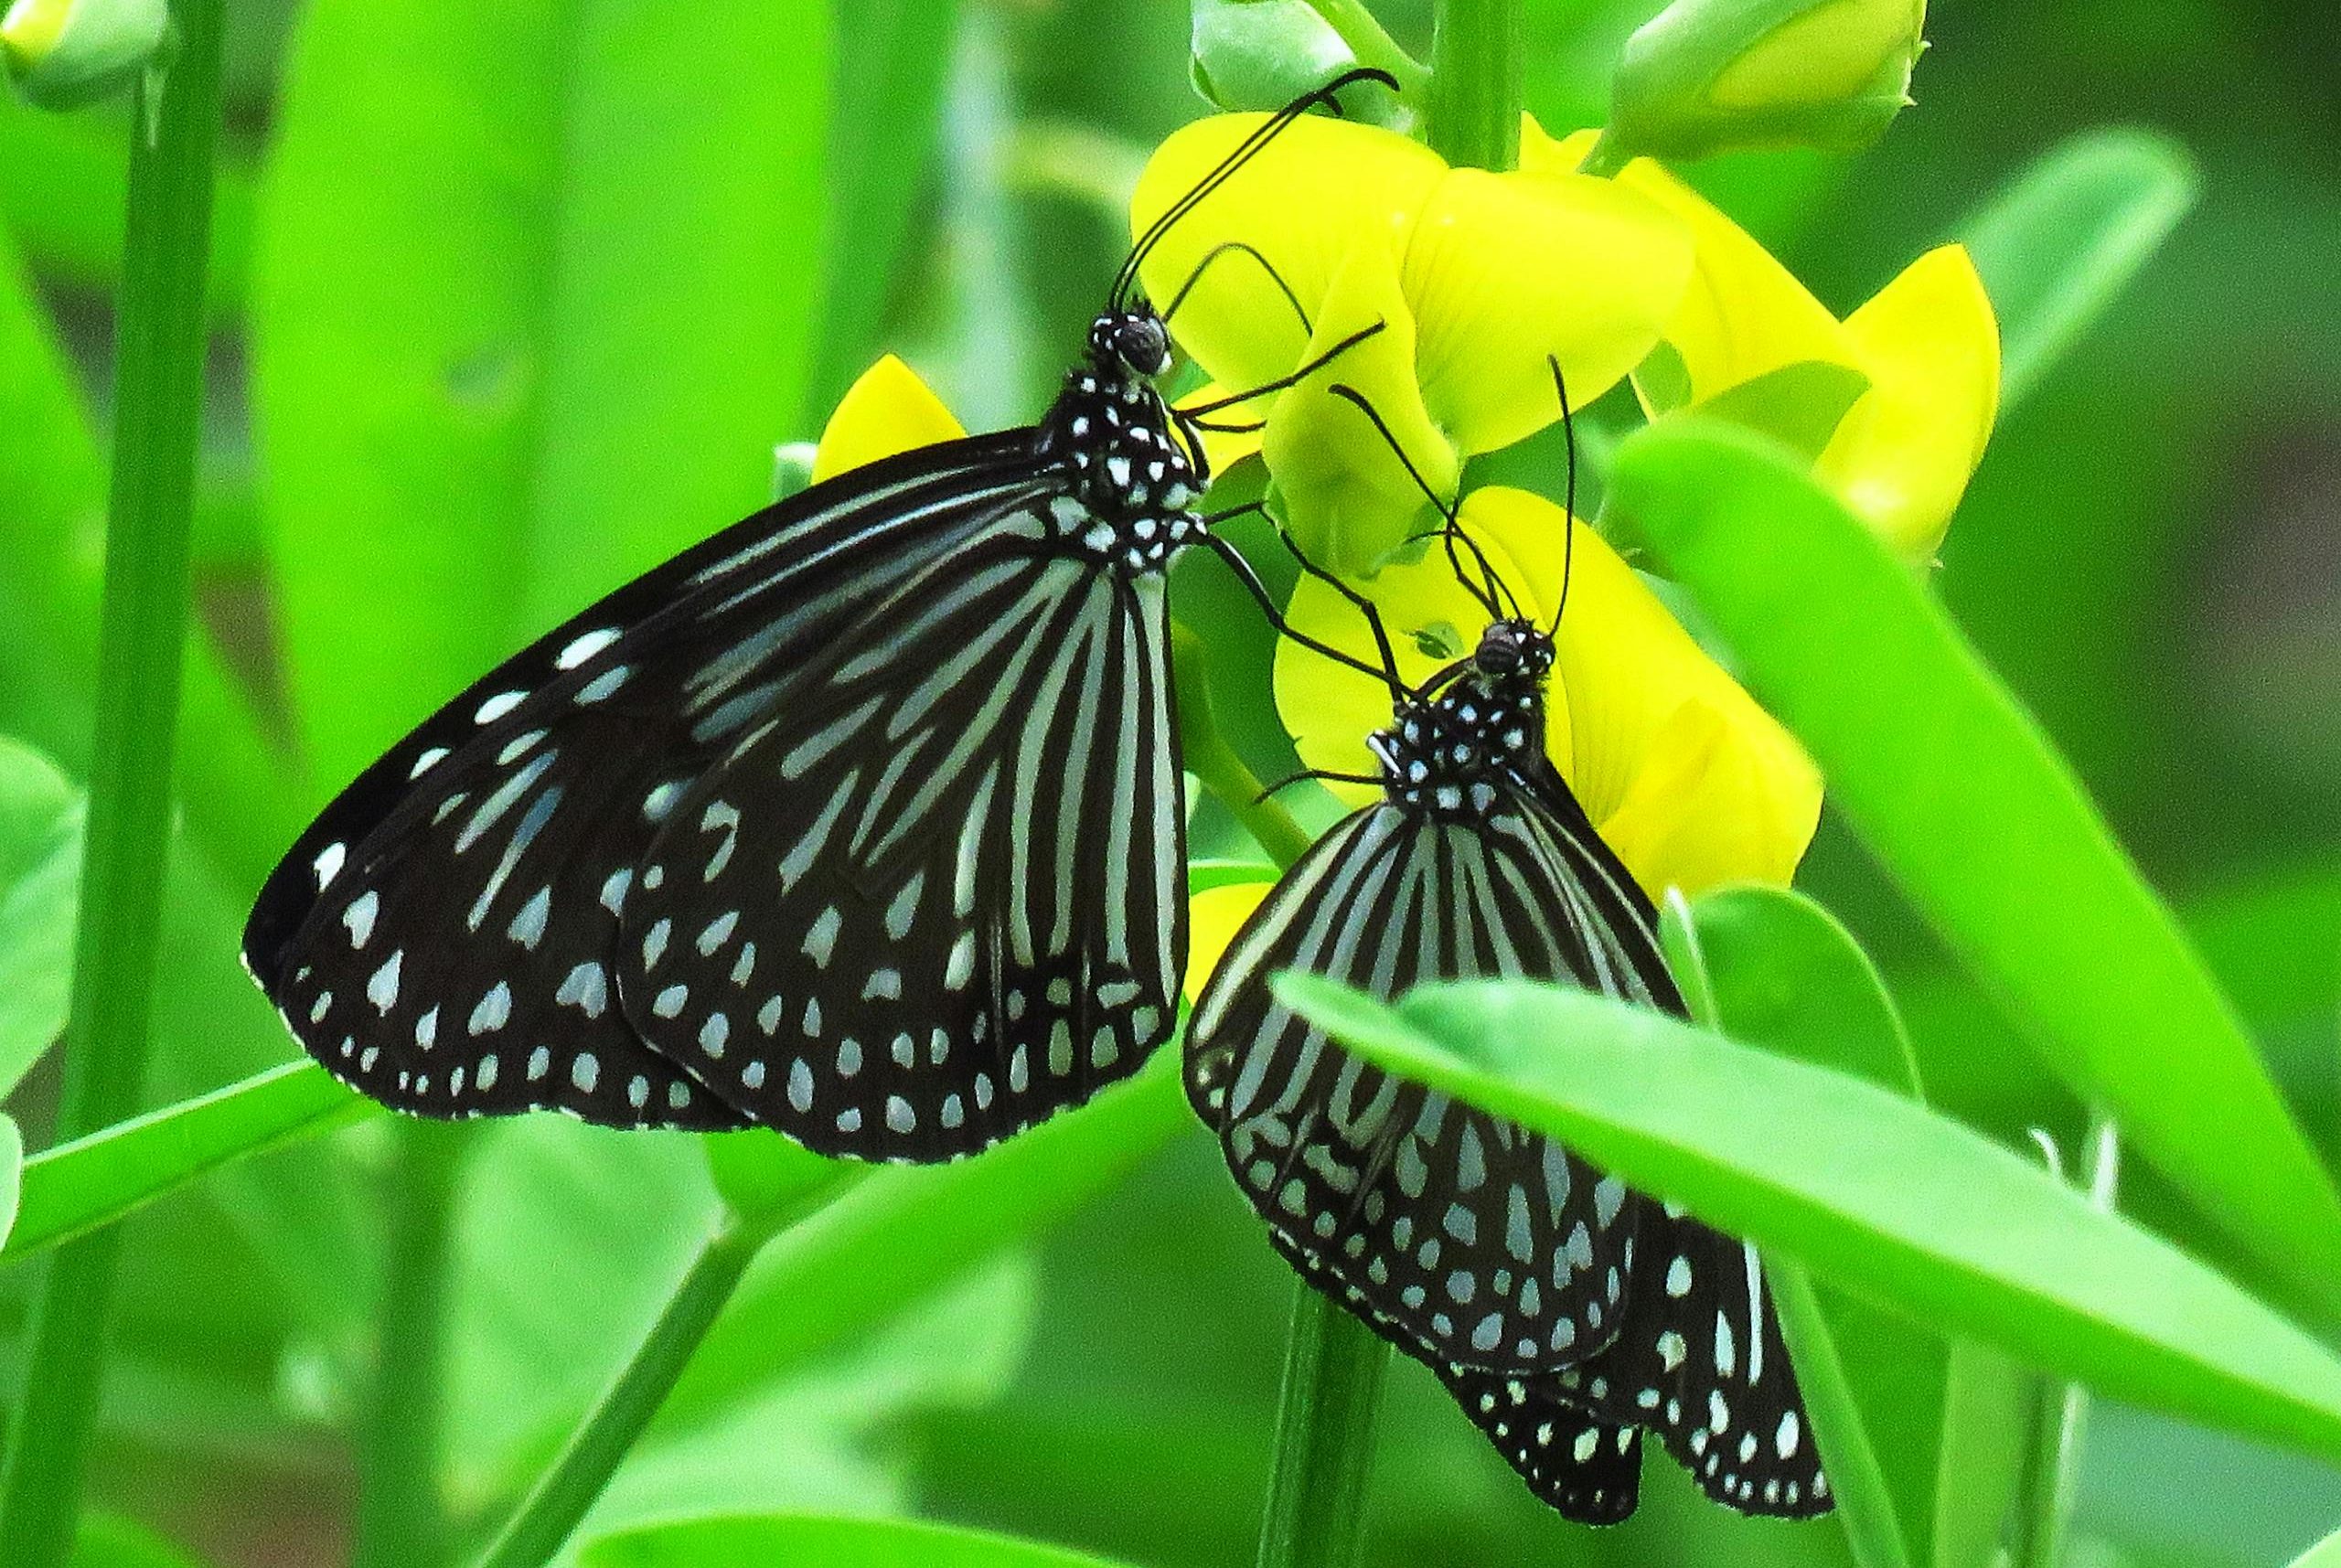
[1186,448,1827,1521]
[243,71,1395,1162]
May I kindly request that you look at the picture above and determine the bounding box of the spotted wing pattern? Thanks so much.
[1187,786,1671,1372]
[615,520,1184,1160]
[243,435,1048,1128]
[1433,1363,1645,1525]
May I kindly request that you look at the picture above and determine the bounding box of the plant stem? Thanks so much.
[1427,0,1523,172]
[1172,626,1316,869]
[469,1177,857,1568]
[1256,1285,1392,1568]
[352,1122,465,1568]
[1300,0,1431,97]
[2007,1117,2115,1568]
[0,5,225,1564]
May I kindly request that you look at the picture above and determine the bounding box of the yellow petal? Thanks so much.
[1132,112,1448,400]
[1175,381,1266,476]
[810,355,966,483]
[1261,242,1460,574]
[1456,487,1820,891]
[1528,124,1850,410]
[1813,243,2002,557]
[1402,165,1693,453]
[1273,516,1544,807]
[1185,880,1274,1002]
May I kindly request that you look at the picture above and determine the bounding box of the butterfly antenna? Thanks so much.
[1112,67,1398,310]
[1548,356,1578,634]
[1270,520,1406,698]
[1161,240,1312,336]
[1197,514,1405,699]
[1321,381,1512,624]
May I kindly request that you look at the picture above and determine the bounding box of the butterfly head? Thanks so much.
[1371,624,1550,818]
[1471,617,1554,686]
[1090,307,1175,381]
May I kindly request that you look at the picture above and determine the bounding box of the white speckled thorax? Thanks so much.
[1371,620,1554,819]
[1033,331,1207,577]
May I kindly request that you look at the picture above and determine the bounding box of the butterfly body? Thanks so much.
[248,307,1203,1160]
[1188,615,1826,1521]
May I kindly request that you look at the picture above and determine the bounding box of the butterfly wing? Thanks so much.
[1186,788,1670,1372]
[1434,1364,1644,1525]
[246,433,1050,1128]
[1553,1208,1830,1518]
[614,524,1186,1160]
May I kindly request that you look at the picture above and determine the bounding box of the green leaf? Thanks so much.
[1,1061,371,1262]
[579,1514,1136,1568]
[255,0,839,790]
[2287,1522,2341,1568]
[1606,420,2341,1322]
[1928,1340,2032,1568]
[666,1051,1191,1423]
[0,734,80,1098]
[0,1114,21,1248]
[1694,359,1874,465]
[1275,971,2341,1469]
[1955,126,2200,411]
[805,0,961,414]
[68,1512,214,1568]
[1664,885,1934,1568]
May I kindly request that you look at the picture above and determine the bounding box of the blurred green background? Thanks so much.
[1,2,2336,1565]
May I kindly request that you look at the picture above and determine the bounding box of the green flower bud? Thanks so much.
[1188,0,1415,128]
[3,0,167,111]
[1608,0,1926,162]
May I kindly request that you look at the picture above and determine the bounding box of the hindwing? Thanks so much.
[614,522,1186,1159]
[1187,781,1672,1372]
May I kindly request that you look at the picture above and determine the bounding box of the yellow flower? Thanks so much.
[1184,487,1821,999]
[1526,122,1998,560]
[1129,112,1694,572]
[809,353,966,479]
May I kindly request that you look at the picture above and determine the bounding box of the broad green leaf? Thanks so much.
[1276,972,2341,1469]
[0,735,80,1097]
[256,0,838,791]
[579,1514,1134,1568]
[1955,127,2200,411]
[0,1115,21,1247]
[1929,1341,2033,1568]
[2,1061,371,1262]
[806,0,961,413]
[1607,420,2341,1322]
[1695,359,1874,464]
[0,93,254,315]
[667,1051,1191,1421]
[0,216,294,894]
[67,1512,213,1568]
[1665,885,1932,1568]
[2288,1523,2341,1568]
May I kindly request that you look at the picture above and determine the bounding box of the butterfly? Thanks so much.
[1184,378,1827,1522]
[242,69,1397,1163]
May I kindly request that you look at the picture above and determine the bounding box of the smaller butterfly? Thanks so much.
[1186,370,1827,1522]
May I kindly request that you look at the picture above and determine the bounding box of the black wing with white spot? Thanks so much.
[1186,784,1672,1373]
[244,432,1049,1128]
[614,523,1185,1161]
[1553,1208,1829,1518]
[1434,1365,1644,1525]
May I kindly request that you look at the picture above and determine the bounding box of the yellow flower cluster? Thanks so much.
[812,103,1999,987]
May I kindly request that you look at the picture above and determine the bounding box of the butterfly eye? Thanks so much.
[1113,314,1172,377]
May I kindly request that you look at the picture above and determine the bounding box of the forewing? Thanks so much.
[615,534,1185,1159]
[1553,1210,1830,1518]
[1186,793,1670,1372]
[247,434,1048,1128]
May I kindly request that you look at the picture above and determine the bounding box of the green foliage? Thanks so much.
[0,1,2334,1565]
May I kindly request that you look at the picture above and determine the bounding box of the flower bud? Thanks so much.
[1189,0,1407,128]
[1609,0,1926,162]
[3,0,166,111]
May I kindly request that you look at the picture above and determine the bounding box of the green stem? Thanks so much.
[1299,0,1431,96]
[469,1178,857,1568]
[353,1122,465,1568]
[2007,1118,2115,1568]
[1426,0,1523,172]
[1256,1286,1392,1568]
[1172,626,1316,869]
[0,5,225,1564]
